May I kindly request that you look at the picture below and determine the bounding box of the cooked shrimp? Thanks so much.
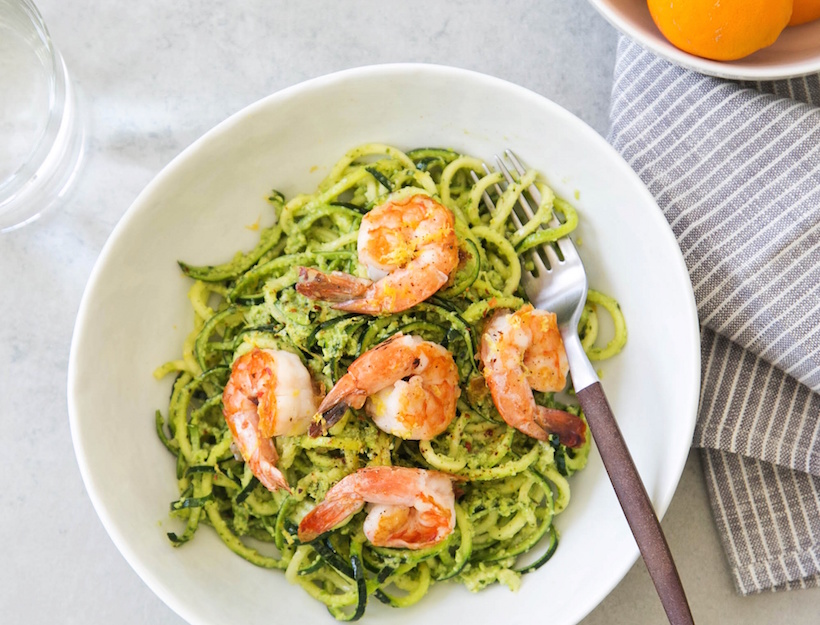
[480,305,586,447]
[310,333,460,440]
[222,348,318,492]
[297,466,456,549]
[296,194,458,314]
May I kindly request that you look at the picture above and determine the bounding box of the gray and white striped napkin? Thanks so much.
[608,36,820,594]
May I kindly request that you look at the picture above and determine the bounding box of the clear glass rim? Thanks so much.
[0,0,84,232]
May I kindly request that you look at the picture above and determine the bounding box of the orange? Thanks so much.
[789,0,820,25]
[647,0,793,61]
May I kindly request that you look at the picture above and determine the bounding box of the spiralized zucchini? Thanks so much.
[154,143,627,619]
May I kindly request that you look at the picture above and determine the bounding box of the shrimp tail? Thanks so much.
[254,458,292,493]
[332,296,383,315]
[534,406,587,448]
[309,374,368,438]
[308,401,349,437]
[298,493,364,543]
[237,429,292,492]
[295,267,371,303]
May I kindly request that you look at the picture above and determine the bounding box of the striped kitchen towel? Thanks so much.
[608,36,820,594]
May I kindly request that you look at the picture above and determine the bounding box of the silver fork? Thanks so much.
[480,151,694,625]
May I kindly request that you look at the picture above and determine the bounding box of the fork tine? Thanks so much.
[542,241,562,268]
[470,170,496,218]
[482,163,505,202]
[505,150,544,215]
[495,156,538,222]
[479,158,553,276]
[529,246,550,275]
[499,152,566,268]
[480,164,524,230]
[505,150,580,262]
[478,153,579,269]
[505,150,544,216]
[505,150,563,237]
[494,155,512,182]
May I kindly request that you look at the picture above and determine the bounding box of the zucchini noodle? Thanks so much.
[154,143,627,619]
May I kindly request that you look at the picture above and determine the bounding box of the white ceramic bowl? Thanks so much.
[589,0,820,80]
[68,64,700,625]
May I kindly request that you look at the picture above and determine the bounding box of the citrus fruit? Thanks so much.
[647,0,793,61]
[789,0,820,25]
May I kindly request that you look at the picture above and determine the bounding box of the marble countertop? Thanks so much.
[2,1,818,623]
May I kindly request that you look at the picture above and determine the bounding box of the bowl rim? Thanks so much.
[588,0,820,81]
[67,61,702,625]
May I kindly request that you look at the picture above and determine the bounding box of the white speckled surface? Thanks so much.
[1,1,817,623]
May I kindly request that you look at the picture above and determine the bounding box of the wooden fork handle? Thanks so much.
[576,382,695,625]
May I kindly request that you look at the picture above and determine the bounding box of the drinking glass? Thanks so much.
[0,0,83,232]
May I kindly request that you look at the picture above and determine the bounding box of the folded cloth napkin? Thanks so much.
[607,36,820,595]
